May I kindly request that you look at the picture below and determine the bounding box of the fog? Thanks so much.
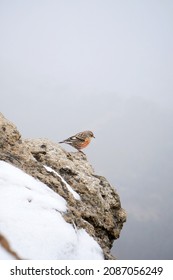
[1,0,173,259]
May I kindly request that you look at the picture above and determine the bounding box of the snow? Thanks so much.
[0,245,16,260]
[0,161,103,260]
[44,165,80,200]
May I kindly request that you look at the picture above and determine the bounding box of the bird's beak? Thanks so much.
[93,135,95,138]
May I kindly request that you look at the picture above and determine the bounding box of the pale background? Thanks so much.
[1,0,173,259]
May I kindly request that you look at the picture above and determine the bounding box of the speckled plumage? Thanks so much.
[59,131,95,152]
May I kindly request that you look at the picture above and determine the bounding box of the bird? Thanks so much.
[59,130,95,153]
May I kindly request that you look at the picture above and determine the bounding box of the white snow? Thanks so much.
[44,165,80,200]
[0,244,16,260]
[0,161,103,260]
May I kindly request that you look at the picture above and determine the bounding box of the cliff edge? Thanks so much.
[0,113,126,259]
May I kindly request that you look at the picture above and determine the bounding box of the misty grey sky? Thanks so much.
[1,0,173,259]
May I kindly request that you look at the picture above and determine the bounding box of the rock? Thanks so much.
[0,112,126,259]
[0,234,21,260]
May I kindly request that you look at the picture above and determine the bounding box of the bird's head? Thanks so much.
[87,131,95,138]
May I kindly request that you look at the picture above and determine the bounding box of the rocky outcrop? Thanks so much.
[0,112,126,259]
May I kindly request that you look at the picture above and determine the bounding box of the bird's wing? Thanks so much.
[75,132,86,142]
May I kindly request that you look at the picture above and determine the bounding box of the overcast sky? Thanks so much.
[1,0,173,259]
